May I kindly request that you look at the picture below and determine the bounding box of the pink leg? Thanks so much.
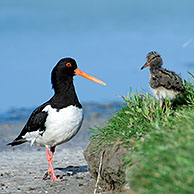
[160,99,163,108]
[43,146,62,181]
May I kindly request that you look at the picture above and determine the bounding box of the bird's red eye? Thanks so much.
[66,62,72,67]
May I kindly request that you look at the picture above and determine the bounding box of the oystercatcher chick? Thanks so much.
[141,51,184,107]
[8,58,106,181]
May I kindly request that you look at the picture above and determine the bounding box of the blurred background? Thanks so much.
[0,0,194,117]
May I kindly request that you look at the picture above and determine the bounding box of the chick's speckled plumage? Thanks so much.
[142,51,184,100]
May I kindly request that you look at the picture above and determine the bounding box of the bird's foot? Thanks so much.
[43,168,63,181]
[51,176,62,182]
[43,171,63,181]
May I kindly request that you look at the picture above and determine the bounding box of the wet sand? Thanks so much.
[0,116,108,194]
[1,147,95,194]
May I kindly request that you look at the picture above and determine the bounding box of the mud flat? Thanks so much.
[0,147,96,194]
[0,116,109,193]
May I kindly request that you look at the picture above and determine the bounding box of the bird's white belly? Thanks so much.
[35,105,83,147]
[151,87,179,100]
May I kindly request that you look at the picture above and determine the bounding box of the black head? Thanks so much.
[52,58,78,79]
[51,57,106,93]
[141,51,163,70]
[51,58,78,91]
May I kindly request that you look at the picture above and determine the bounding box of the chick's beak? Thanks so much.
[74,68,106,85]
[141,63,150,70]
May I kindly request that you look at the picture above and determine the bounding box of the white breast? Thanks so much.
[34,105,83,147]
[151,87,179,100]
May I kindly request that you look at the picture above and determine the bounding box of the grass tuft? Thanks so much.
[91,73,194,194]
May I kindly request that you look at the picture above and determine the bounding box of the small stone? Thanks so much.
[76,176,83,180]
[28,187,35,191]
[66,171,73,176]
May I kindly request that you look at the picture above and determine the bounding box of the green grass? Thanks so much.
[128,109,194,194]
[92,74,194,194]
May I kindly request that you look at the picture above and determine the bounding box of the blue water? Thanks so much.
[0,102,122,124]
[0,0,194,112]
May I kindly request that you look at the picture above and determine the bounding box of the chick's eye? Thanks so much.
[66,62,72,67]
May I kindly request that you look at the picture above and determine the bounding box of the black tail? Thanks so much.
[7,138,26,146]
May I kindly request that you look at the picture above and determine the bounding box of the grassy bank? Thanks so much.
[92,75,194,194]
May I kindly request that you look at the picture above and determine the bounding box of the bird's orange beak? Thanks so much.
[74,68,106,85]
[141,63,150,70]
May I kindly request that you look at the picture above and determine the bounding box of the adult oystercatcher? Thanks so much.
[8,58,106,181]
[141,51,184,106]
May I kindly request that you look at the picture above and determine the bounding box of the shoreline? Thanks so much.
[0,102,121,193]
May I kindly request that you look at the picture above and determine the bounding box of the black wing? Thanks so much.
[7,102,49,146]
[150,68,185,92]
